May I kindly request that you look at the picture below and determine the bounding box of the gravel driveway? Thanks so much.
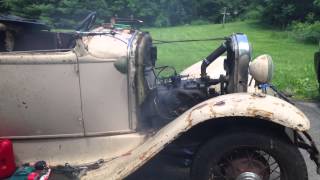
[127,101,320,180]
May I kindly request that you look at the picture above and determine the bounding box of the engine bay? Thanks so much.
[140,34,252,127]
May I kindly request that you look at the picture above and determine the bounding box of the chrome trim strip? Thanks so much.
[127,31,139,130]
[4,130,136,140]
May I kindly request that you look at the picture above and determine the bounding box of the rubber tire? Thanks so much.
[190,131,308,180]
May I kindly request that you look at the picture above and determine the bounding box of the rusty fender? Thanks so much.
[84,93,310,180]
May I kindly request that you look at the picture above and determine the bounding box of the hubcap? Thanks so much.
[236,172,262,180]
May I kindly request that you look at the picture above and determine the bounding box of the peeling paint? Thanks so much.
[214,101,226,106]
[186,112,193,129]
[251,92,266,98]
[139,143,158,161]
[296,111,307,119]
[246,107,274,119]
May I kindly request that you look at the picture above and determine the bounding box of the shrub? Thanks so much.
[154,14,170,27]
[242,7,262,20]
[291,21,320,44]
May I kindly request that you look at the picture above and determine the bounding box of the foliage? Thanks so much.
[1,0,111,28]
[1,0,320,29]
[242,6,263,20]
[254,0,320,27]
[291,21,320,44]
[0,0,254,28]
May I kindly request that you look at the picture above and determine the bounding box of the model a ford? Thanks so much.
[0,13,319,180]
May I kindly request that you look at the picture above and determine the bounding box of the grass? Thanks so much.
[145,21,319,100]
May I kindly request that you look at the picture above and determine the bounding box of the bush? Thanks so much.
[242,7,263,20]
[291,21,320,44]
[154,14,170,27]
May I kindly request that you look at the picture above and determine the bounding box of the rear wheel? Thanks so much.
[191,131,308,180]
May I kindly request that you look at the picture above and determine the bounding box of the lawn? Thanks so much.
[145,21,319,99]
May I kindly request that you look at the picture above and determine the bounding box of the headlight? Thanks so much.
[249,54,274,83]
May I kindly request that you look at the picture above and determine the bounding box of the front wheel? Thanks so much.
[191,131,308,180]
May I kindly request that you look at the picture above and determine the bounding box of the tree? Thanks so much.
[2,0,318,28]
[258,0,316,27]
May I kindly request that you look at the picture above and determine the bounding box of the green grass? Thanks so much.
[145,21,319,100]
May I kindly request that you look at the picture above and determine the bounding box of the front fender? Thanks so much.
[183,93,310,131]
[86,93,310,180]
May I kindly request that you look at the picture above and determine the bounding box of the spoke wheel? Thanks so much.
[191,131,308,180]
[209,148,283,180]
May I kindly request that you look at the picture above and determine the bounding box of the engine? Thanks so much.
[140,33,252,127]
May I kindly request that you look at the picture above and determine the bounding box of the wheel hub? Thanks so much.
[236,172,262,180]
[223,152,270,180]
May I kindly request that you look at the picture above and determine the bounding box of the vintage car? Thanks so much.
[0,13,319,180]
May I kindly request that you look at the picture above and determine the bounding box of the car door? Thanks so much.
[78,35,131,135]
[78,56,130,135]
[0,51,84,138]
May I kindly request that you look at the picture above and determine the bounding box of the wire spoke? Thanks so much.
[215,148,282,180]
[272,174,281,180]
[269,164,280,175]
[208,166,228,180]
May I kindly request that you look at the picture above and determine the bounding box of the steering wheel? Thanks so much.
[76,12,97,31]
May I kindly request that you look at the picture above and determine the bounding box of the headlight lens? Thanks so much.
[249,54,274,83]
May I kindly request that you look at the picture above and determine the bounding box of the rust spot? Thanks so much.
[296,111,306,119]
[122,150,132,157]
[247,107,274,119]
[139,144,158,161]
[251,93,266,98]
[185,112,193,129]
[214,101,225,106]
[209,106,217,117]
[139,152,148,161]
[185,103,208,130]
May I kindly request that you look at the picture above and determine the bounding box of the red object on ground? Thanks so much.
[27,172,40,180]
[0,139,16,178]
